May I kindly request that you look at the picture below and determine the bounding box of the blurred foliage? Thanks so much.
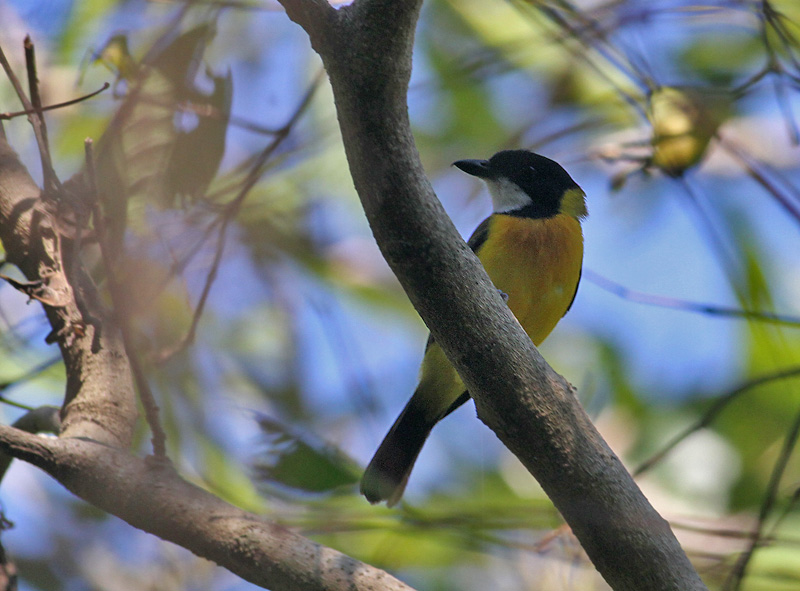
[0,0,799,590]
[648,86,733,176]
[252,414,361,493]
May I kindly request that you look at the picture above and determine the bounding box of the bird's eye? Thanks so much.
[528,165,537,174]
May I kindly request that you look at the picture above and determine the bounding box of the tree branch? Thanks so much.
[277,1,708,590]
[0,136,137,447]
[0,426,413,591]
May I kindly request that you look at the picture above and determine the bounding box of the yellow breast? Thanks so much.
[475,213,583,346]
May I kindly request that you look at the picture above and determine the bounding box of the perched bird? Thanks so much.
[360,150,587,506]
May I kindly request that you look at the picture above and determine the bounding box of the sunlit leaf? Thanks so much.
[200,438,265,512]
[649,86,732,176]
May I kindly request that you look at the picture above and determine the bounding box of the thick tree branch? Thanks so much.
[278,1,708,590]
[0,427,413,591]
[0,137,136,447]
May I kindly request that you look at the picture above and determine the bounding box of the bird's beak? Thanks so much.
[453,159,494,179]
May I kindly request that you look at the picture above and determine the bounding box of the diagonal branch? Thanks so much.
[635,365,800,477]
[23,36,59,195]
[278,0,708,590]
[0,426,414,591]
[585,269,800,327]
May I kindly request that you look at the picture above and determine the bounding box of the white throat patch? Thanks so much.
[485,177,532,214]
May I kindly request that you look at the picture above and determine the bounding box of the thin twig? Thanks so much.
[0,82,110,121]
[669,519,784,544]
[0,44,35,116]
[0,397,34,412]
[153,69,324,363]
[634,365,800,477]
[677,177,745,294]
[86,139,168,458]
[762,485,800,552]
[228,113,286,135]
[22,36,62,196]
[0,43,53,187]
[130,215,223,320]
[24,38,43,116]
[152,208,230,363]
[718,136,800,225]
[584,269,800,327]
[759,1,800,143]
[723,402,800,591]
[516,0,650,119]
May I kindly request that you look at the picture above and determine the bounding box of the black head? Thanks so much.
[454,150,585,219]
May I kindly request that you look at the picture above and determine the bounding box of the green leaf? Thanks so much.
[200,437,265,512]
[252,415,361,493]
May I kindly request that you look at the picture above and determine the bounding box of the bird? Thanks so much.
[360,149,587,506]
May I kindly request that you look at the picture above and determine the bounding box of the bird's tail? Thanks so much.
[360,393,436,507]
[361,388,469,506]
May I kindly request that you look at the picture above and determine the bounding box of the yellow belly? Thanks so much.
[476,213,583,346]
[415,212,584,420]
